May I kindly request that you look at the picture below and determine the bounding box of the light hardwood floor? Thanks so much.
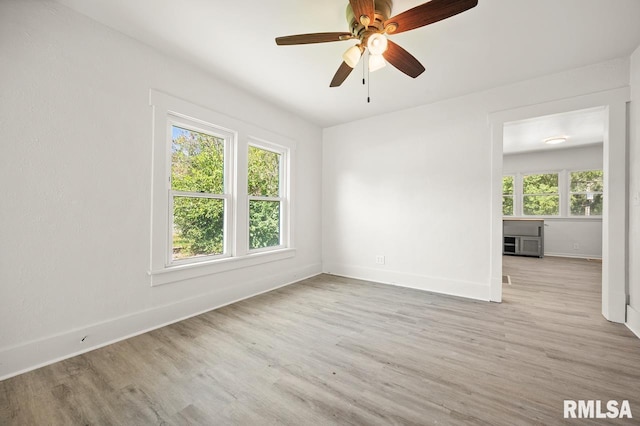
[1,256,639,425]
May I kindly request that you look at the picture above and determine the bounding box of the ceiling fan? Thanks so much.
[275,0,478,87]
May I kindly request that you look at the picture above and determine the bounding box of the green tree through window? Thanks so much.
[503,176,514,215]
[522,173,559,215]
[171,126,225,260]
[570,170,603,216]
[150,92,294,280]
[248,145,282,250]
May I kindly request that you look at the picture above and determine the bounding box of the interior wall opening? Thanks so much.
[489,88,629,322]
[500,107,606,311]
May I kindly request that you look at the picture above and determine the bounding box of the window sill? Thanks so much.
[503,216,602,221]
[148,248,296,287]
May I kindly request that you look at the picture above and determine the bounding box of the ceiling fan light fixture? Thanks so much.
[342,45,362,68]
[275,0,478,88]
[544,137,567,145]
[367,33,388,55]
[369,54,386,72]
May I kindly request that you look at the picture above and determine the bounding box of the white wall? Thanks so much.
[323,58,630,302]
[628,45,640,337]
[0,1,322,379]
[503,145,603,258]
[504,144,603,172]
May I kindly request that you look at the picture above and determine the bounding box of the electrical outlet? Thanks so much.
[375,255,385,265]
[573,243,580,250]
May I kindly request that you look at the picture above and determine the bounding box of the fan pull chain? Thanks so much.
[367,61,371,103]
[365,52,370,103]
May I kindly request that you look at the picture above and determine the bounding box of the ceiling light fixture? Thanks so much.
[367,33,388,55]
[275,0,478,88]
[544,137,567,145]
[342,44,363,68]
[369,54,386,72]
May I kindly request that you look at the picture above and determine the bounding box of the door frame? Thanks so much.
[489,87,629,323]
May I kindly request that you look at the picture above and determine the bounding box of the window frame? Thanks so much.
[503,169,603,219]
[568,169,604,217]
[167,119,234,266]
[149,90,296,286]
[247,140,289,253]
[502,174,515,216]
[521,172,560,217]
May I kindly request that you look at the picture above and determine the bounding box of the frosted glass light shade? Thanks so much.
[369,54,386,72]
[544,137,567,145]
[367,33,388,55]
[342,45,362,68]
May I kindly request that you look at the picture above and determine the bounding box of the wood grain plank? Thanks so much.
[1,256,639,424]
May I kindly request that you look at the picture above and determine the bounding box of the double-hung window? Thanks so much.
[248,144,286,251]
[504,169,603,217]
[569,170,603,216]
[149,90,295,286]
[170,123,231,263]
[502,175,514,216]
[522,173,559,216]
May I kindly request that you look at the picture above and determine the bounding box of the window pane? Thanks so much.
[523,195,559,215]
[172,196,224,260]
[570,170,603,192]
[503,196,513,215]
[523,173,558,194]
[248,146,280,197]
[502,176,513,195]
[171,126,224,193]
[249,200,280,249]
[571,194,603,216]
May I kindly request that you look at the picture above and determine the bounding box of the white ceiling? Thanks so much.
[503,106,605,154]
[55,0,640,128]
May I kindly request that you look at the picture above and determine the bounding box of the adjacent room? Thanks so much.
[2,0,640,423]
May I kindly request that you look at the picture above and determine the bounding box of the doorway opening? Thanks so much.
[489,88,629,323]
[501,107,605,308]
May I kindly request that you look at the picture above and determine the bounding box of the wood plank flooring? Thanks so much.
[2,256,640,425]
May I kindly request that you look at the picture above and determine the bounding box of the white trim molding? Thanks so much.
[149,90,297,286]
[626,304,640,339]
[489,87,630,322]
[323,263,492,302]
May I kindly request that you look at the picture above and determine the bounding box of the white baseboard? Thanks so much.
[627,304,640,339]
[544,252,602,259]
[322,263,491,302]
[0,263,321,381]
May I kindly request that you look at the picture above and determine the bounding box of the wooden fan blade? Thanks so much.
[383,40,425,78]
[349,0,375,26]
[275,32,353,45]
[385,0,477,35]
[330,62,356,87]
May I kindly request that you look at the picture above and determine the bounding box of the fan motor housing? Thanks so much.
[346,0,393,36]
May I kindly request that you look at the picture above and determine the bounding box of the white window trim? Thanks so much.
[167,117,235,266]
[503,169,603,219]
[502,174,515,216]
[521,171,561,217]
[149,90,296,286]
[247,139,290,253]
[568,169,604,217]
